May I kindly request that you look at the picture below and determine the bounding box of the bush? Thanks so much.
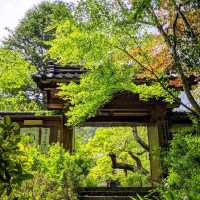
[161,133,200,200]
[0,120,93,200]
[6,143,93,200]
[133,130,200,200]
[0,117,32,198]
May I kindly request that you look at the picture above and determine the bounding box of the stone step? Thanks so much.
[77,187,155,200]
[78,196,133,200]
[78,191,142,196]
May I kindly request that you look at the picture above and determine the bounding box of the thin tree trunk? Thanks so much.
[149,7,200,117]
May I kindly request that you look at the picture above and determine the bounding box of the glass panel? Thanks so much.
[20,127,39,145]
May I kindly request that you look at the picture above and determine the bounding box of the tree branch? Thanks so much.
[128,151,149,175]
[118,46,197,114]
[148,7,172,48]
[146,6,200,117]
[108,152,149,175]
[173,1,198,42]
[172,12,200,116]
[109,152,135,172]
[132,127,149,152]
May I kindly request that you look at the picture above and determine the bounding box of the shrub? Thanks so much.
[161,133,200,200]
[7,143,93,200]
[133,130,200,200]
[0,117,32,198]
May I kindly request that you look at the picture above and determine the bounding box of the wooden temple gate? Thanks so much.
[31,63,185,183]
[0,62,193,199]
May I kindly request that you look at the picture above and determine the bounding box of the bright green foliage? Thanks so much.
[3,1,73,68]
[58,69,173,125]
[136,130,200,200]
[0,1,73,111]
[0,49,34,91]
[161,133,200,200]
[75,127,150,187]
[0,48,40,111]
[48,0,200,124]
[0,117,32,197]
[48,20,118,67]
[49,18,175,125]
[7,143,92,200]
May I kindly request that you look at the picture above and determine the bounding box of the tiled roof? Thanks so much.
[32,61,86,83]
[32,61,199,88]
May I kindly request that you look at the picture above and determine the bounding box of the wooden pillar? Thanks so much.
[148,104,169,185]
[147,124,162,185]
[63,126,73,152]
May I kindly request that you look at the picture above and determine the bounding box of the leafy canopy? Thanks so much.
[3,1,73,68]
[0,48,39,111]
[49,0,200,124]
[49,20,174,125]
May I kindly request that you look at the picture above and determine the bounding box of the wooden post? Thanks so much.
[147,124,162,186]
[63,125,74,152]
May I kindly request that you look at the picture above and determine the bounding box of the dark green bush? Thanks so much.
[0,117,32,197]
[161,133,200,200]
[133,130,200,200]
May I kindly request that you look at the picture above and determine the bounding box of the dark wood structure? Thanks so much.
[0,112,73,151]
[32,63,85,110]
[31,62,194,185]
[0,61,194,188]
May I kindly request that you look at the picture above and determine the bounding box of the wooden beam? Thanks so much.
[24,120,43,126]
